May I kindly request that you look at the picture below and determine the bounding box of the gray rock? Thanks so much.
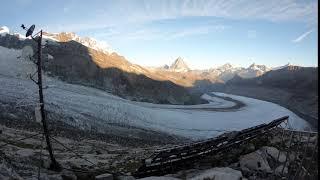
[247,143,255,152]
[116,175,135,180]
[275,165,288,175]
[239,151,272,173]
[61,169,77,180]
[138,177,181,180]
[175,169,199,178]
[48,174,63,180]
[42,159,51,169]
[188,167,243,180]
[309,136,317,143]
[16,148,35,157]
[95,173,113,180]
[0,161,23,180]
[260,146,286,163]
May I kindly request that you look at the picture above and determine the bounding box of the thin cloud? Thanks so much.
[168,25,228,39]
[292,29,313,43]
[247,30,257,39]
[141,0,318,24]
[94,24,229,41]
[42,0,317,33]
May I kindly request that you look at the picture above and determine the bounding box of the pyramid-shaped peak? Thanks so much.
[176,56,184,61]
[249,63,256,67]
[170,57,190,72]
[219,63,233,69]
[224,63,232,66]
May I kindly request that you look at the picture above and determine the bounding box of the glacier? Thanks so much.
[0,46,311,140]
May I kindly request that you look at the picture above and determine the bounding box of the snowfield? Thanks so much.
[0,46,311,140]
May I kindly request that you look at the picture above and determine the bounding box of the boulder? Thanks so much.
[309,136,317,143]
[138,177,181,180]
[48,174,63,180]
[275,165,288,176]
[96,173,113,180]
[61,169,77,180]
[260,146,286,163]
[15,148,35,157]
[187,167,243,180]
[0,161,23,180]
[239,151,272,172]
[116,175,136,180]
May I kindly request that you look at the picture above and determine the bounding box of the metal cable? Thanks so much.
[0,132,42,148]
[292,129,312,179]
[50,136,96,166]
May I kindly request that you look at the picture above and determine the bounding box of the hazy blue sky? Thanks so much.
[1,0,318,69]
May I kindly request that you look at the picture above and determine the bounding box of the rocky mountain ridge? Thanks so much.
[153,59,291,83]
[169,57,190,72]
[0,26,205,105]
[223,66,318,128]
[1,26,301,85]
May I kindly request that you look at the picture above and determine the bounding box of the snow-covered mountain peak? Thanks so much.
[216,63,235,72]
[42,31,114,54]
[0,26,10,37]
[169,57,190,72]
[1,26,29,41]
[248,63,270,72]
[223,63,233,67]
[0,25,114,55]
[77,36,114,54]
[271,63,294,71]
[249,63,256,68]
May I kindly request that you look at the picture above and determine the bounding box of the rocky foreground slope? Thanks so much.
[0,123,317,180]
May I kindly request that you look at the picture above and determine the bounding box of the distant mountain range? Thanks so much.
[1,26,299,85]
[148,57,293,85]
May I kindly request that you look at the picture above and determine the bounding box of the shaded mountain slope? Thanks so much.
[0,32,204,105]
[223,66,318,129]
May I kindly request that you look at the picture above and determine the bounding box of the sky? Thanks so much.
[0,0,318,69]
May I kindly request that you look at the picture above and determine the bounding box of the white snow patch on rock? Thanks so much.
[47,54,54,60]
[0,26,9,36]
[189,167,243,180]
[239,151,272,173]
